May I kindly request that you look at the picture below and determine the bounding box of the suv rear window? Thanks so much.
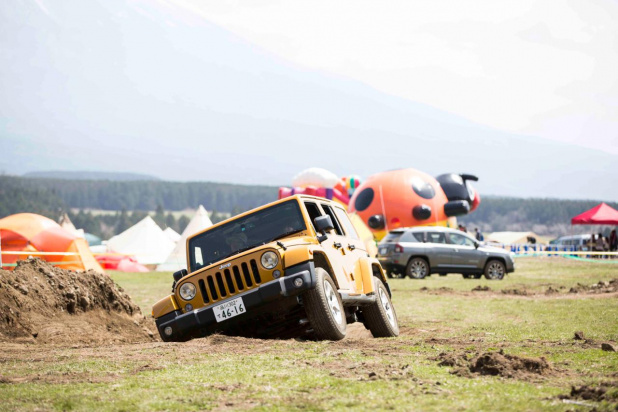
[382,231,404,243]
[401,232,425,242]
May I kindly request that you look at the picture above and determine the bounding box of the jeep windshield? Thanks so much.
[188,200,307,272]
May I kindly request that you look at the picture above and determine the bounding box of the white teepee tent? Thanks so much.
[163,227,181,243]
[107,216,176,265]
[157,205,213,272]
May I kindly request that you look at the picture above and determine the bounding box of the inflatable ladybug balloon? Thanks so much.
[348,169,480,240]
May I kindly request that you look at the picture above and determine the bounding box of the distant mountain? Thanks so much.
[23,171,160,181]
[0,0,616,201]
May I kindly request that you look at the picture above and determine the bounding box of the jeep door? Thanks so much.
[332,205,367,257]
[332,205,369,273]
[319,202,364,293]
[303,201,355,292]
[447,232,481,270]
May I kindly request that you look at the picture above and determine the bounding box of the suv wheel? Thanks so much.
[362,277,399,337]
[302,267,346,340]
[484,260,506,280]
[406,257,429,279]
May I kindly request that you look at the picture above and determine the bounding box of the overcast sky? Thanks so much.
[167,0,618,155]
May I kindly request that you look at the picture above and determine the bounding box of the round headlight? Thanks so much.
[261,251,279,269]
[179,282,196,301]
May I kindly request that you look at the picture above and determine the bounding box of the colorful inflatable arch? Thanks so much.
[278,168,364,207]
[0,213,104,272]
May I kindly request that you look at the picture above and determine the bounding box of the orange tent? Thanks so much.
[0,213,104,272]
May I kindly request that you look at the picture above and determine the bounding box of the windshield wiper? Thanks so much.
[269,229,303,243]
[229,245,256,256]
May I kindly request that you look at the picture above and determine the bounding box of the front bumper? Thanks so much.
[156,261,316,342]
[506,257,515,273]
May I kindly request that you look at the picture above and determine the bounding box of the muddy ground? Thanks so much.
[0,259,616,410]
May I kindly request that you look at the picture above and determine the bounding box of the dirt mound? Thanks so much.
[559,382,618,404]
[0,258,154,344]
[470,351,551,378]
[569,279,618,294]
[472,285,491,292]
[436,349,553,380]
[545,286,560,295]
[501,288,530,296]
[419,287,453,294]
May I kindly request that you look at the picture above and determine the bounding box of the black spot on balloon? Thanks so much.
[354,188,374,212]
[368,214,385,229]
[411,177,435,199]
[413,205,431,220]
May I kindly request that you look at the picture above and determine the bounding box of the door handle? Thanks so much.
[334,242,342,249]
[348,245,356,251]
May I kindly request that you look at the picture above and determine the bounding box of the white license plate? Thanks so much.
[379,247,387,255]
[213,297,246,323]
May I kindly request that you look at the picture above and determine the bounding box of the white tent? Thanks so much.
[163,227,181,243]
[107,216,175,265]
[485,231,549,245]
[157,205,213,272]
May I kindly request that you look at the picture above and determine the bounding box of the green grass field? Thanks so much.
[1,257,617,411]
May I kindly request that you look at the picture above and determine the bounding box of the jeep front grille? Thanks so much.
[198,259,263,304]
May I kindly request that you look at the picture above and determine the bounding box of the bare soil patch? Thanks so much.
[558,382,618,406]
[419,286,454,294]
[471,285,491,292]
[436,349,554,380]
[569,279,618,294]
[501,288,530,296]
[408,280,618,300]
[0,258,154,344]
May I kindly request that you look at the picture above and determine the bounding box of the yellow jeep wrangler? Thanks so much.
[152,195,399,341]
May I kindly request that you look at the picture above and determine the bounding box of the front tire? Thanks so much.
[484,260,506,280]
[406,257,429,279]
[362,277,399,337]
[303,267,346,340]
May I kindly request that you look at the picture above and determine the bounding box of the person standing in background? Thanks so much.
[610,229,617,259]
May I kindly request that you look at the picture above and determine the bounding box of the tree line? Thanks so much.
[1,175,616,239]
[6,175,278,211]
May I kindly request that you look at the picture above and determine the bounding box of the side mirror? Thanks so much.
[173,269,188,282]
[314,215,334,243]
[172,269,187,291]
[474,241,480,249]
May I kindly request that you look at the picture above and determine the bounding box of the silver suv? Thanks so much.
[377,227,515,280]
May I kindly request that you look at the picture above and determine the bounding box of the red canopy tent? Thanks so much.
[571,203,618,225]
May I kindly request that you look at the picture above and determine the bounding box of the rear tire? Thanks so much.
[484,260,506,280]
[406,257,429,279]
[362,277,399,337]
[302,267,346,340]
